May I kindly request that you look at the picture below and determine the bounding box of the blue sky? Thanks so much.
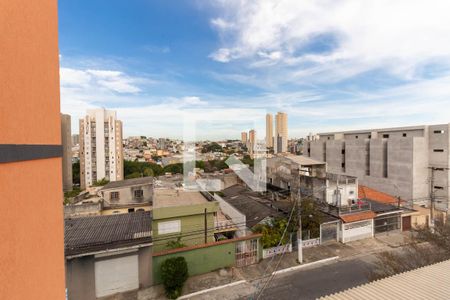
[59,0,450,139]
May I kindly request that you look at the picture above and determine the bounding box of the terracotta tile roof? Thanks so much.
[340,211,376,223]
[358,185,400,205]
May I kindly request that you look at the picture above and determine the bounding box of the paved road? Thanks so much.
[258,258,373,300]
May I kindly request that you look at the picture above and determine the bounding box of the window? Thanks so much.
[355,136,359,139]
[349,191,355,195]
[434,186,444,190]
[128,208,135,213]
[341,149,345,154]
[158,220,181,235]
[433,149,444,152]
[110,191,120,200]
[382,134,389,138]
[402,133,407,137]
[134,189,144,199]
[368,135,371,139]
[434,130,445,134]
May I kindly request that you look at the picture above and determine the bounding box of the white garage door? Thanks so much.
[95,254,139,298]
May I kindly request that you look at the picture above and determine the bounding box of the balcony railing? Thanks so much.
[321,200,371,216]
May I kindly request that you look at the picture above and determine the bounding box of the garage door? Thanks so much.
[95,254,139,298]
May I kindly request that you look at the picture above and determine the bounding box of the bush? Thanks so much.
[161,257,188,299]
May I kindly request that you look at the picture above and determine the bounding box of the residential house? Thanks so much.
[152,189,220,252]
[65,211,153,300]
[100,177,154,215]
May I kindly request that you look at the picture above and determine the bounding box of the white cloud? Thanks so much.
[60,67,142,94]
[209,48,234,63]
[209,0,450,81]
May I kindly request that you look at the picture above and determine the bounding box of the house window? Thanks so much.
[128,208,135,213]
[402,133,407,137]
[433,149,444,152]
[434,130,445,134]
[158,220,181,235]
[434,186,444,190]
[110,191,120,200]
[382,134,389,138]
[134,189,144,199]
[355,136,358,139]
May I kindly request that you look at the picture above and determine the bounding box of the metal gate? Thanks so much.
[320,222,338,243]
[235,238,258,267]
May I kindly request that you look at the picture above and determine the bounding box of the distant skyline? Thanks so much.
[59,0,450,139]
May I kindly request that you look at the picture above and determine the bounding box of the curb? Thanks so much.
[272,256,340,275]
[177,280,247,299]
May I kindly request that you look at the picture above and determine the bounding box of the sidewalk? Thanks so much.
[135,232,411,300]
[138,267,243,300]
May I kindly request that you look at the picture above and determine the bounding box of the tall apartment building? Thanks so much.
[266,113,274,148]
[248,129,256,155]
[61,113,73,191]
[274,112,288,153]
[241,131,248,144]
[72,134,79,145]
[0,0,65,298]
[305,124,450,211]
[79,109,124,189]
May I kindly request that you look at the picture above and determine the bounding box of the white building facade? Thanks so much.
[79,109,123,189]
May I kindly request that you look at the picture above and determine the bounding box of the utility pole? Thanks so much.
[297,170,303,264]
[204,208,207,244]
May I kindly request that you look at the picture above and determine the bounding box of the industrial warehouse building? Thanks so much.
[306,124,450,214]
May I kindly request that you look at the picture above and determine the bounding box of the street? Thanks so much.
[257,258,373,300]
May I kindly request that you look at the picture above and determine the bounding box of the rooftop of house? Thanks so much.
[221,185,284,228]
[277,153,325,166]
[64,211,152,257]
[100,177,153,190]
[358,185,400,205]
[153,189,209,209]
[340,211,376,223]
[321,260,450,300]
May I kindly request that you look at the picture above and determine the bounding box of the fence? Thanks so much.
[302,238,320,248]
[262,243,292,259]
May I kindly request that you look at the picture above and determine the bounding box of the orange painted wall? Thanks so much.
[0,0,61,145]
[0,0,65,299]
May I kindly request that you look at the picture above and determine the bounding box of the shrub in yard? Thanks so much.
[160,257,188,299]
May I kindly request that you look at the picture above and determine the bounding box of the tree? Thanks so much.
[166,237,186,250]
[124,160,163,177]
[160,257,189,299]
[92,178,109,186]
[253,218,296,248]
[72,161,80,185]
[369,222,450,280]
[201,142,223,153]
[300,197,323,239]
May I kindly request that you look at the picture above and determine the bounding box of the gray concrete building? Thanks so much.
[61,113,73,192]
[305,124,450,212]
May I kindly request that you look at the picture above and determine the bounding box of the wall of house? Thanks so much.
[66,246,152,300]
[102,184,153,205]
[340,219,373,243]
[152,242,235,284]
[101,205,151,215]
[0,1,66,299]
[152,202,219,252]
[214,194,247,237]
[66,256,96,300]
[64,202,102,218]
